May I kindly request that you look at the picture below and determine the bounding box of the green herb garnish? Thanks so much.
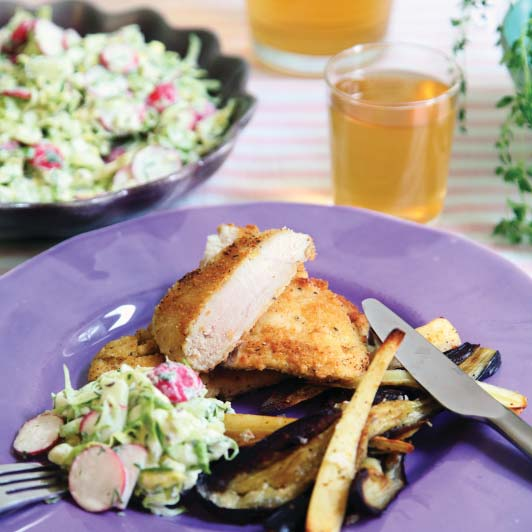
[493,17,532,244]
[451,0,490,132]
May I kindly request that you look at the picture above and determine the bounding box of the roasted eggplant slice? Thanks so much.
[444,342,479,366]
[260,380,327,414]
[462,347,501,381]
[347,453,406,516]
[263,491,311,532]
[373,387,419,404]
[365,398,440,440]
[197,408,340,511]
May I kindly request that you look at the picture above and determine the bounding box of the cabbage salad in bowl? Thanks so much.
[0,7,235,203]
[13,362,237,516]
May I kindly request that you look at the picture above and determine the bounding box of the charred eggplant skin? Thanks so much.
[476,349,502,381]
[204,407,341,492]
[263,490,311,532]
[444,342,479,365]
[347,454,407,516]
[260,381,326,415]
[191,479,271,524]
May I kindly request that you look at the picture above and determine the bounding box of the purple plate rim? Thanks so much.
[3,201,531,285]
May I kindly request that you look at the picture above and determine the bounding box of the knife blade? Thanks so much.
[362,297,532,459]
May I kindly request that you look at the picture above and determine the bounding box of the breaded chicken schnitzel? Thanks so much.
[225,276,369,383]
[152,226,315,372]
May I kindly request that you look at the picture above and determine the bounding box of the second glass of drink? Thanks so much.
[325,43,461,223]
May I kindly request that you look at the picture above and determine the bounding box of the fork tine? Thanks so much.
[0,470,61,487]
[0,463,53,475]
[3,477,63,494]
[0,484,66,514]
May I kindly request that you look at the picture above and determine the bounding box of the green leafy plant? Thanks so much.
[493,17,532,244]
[451,0,490,131]
[452,1,532,244]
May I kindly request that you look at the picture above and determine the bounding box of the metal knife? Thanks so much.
[362,297,532,459]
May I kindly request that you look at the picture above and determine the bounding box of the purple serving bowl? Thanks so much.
[0,1,257,239]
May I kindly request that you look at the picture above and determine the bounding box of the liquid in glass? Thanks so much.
[329,71,457,222]
[247,0,392,72]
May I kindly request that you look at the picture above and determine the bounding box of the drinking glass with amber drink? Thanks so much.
[246,0,392,75]
[325,43,461,223]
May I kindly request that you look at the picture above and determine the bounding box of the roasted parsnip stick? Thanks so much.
[306,329,405,532]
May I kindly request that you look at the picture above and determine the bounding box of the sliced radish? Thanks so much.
[0,140,19,151]
[34,19,64,56]
[1,88,31,100]
[99,44,139,74]
[114,444,147,509]
[146,82,178,113]
[80,410,98,436]
[98,102,146,135]
[105,145,127,163]
[69,444,126,512]
[197,101,216,120]
[148,362,205,404]
[62,28,81,49]
[88,76,128,99]
[13,412,63,457]
[11,20,35,45]
[131,145,182,183]
[1,20,34,54]
[111,166,134,189]
[29,143,63,170]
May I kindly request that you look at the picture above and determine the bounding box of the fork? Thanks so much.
[0,462,66,513]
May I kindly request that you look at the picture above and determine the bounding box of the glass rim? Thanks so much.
[324,41,463,110]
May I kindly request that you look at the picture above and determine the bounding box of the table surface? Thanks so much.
[2,0,532,276]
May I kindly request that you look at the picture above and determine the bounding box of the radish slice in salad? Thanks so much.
[146,82,178,113]
[131,146,182,183]
[98,100,146,135]
[114,444,148,509]
[84,66,129,100]
[29,143,63,170]
[69,444,126,512]
[1,20,34,53]
[62,28,81,49]
[100,43,139,74]
[34,19,64,56]
[0,140,19,151]
[11,20,35,45]
[79,410,98,436]
[148,361,205,404]
[1,88,31,100]
[112,166,134,190]
[88,77,128,100]
[106,145,127,163]
[13,412,63,456]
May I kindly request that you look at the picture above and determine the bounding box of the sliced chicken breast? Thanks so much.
[225,276,369,383]
[201,224,258,266]
[152,227,315,371]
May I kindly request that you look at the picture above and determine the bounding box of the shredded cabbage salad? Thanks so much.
[49,364,237,516]
[0,6,234,203]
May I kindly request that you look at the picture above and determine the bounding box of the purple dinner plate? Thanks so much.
[1,202,531,532]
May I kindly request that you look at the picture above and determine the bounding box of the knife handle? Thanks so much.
[488,409,532,459]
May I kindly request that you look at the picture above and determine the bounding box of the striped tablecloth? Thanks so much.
[2,0,531,275]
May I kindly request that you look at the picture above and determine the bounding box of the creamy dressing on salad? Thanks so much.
[0,7,234,203]
[49,364,237,516]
